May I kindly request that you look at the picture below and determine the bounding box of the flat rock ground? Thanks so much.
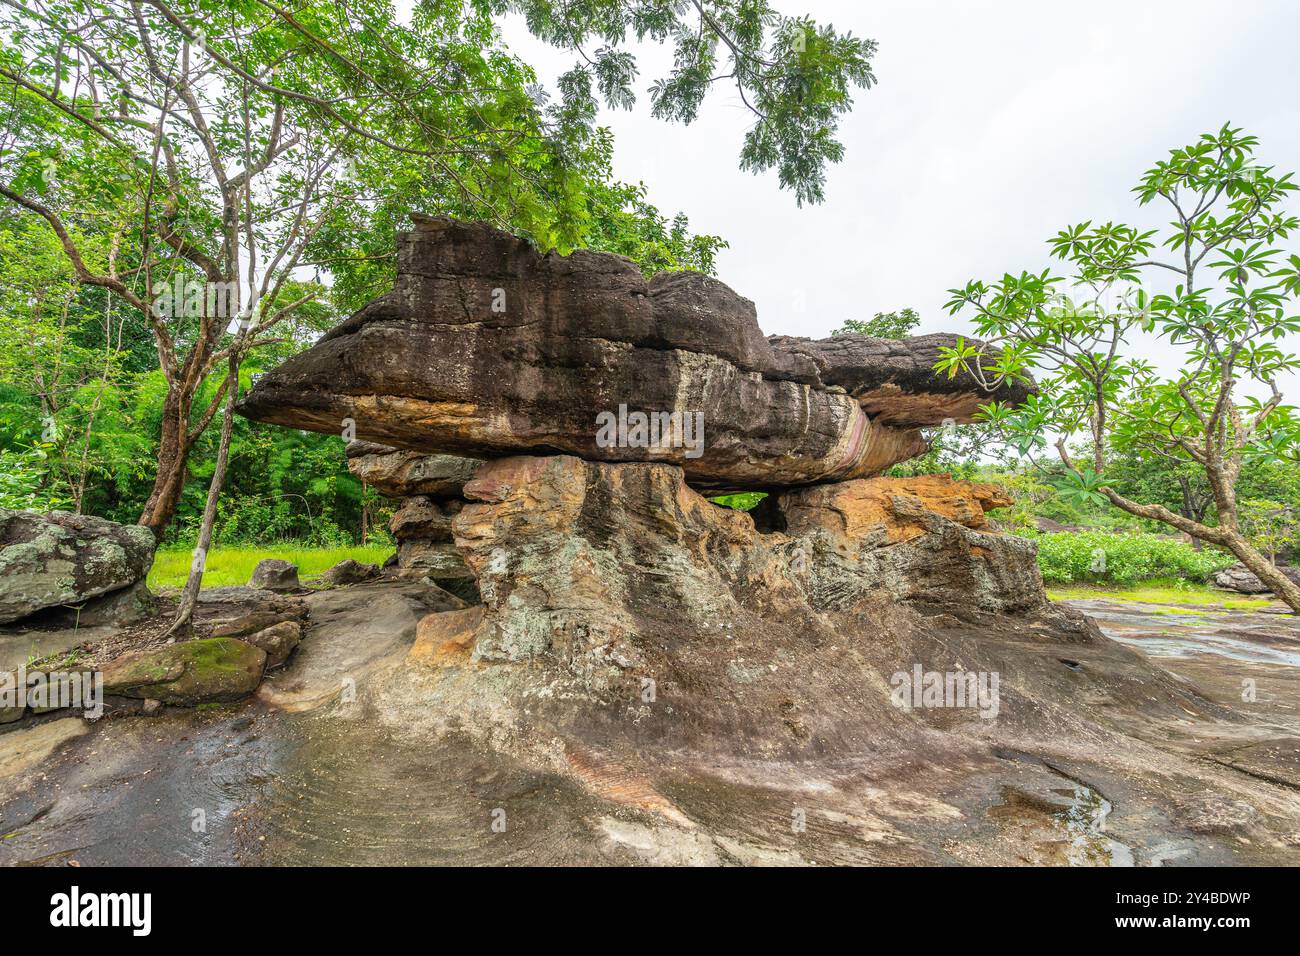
[0,582,1298,866]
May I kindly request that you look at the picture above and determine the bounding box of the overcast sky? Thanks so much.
[498,0,1300,389]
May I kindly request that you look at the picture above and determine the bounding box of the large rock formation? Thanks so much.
[409,455,1244,786]
[239,217,1031,491]
[449,457,1045,674]
[0,510,156,625]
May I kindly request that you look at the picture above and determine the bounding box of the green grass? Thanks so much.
[148,544,396,590]
[1025,529,1234,586]
[1046,578,1275,611]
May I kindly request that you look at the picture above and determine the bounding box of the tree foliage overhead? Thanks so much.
[834,307,920,339]
[0,0,873,545]
[507,0,877,205]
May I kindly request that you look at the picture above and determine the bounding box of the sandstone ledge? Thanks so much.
[239,218,1032,491]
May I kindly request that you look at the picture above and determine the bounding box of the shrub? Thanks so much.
[1023,530,1234,585]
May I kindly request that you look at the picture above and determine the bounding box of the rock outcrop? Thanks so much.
[0,510,156,625]
[239,217,1032,491]
[345,441,481,498]
[447,456,1043,673]
[411,454,1229,770]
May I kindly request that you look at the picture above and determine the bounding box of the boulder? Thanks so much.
[249,558,300,592]
[239,217,1033,491]
[0,510,156,625]
[346,442,481,498]
[101,637,266,704]
[317,559,382,586]
[242,621,303,668]
[1212,563,1300,595]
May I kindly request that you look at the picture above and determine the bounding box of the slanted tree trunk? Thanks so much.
[1222,530,1300,610]
[1102,487,1300,614]
[164,351,243,637]
[138,387,193,537]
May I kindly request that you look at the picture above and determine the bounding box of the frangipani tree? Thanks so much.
[938,125,1300,612]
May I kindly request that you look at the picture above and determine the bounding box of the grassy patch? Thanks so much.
[1047,578,1275,610]
[148,544,396,590]
[1025,530,1234,586]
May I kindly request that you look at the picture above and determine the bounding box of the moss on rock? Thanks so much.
[102,637,266,705]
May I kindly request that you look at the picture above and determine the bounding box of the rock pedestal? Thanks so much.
[448,456,1043,671]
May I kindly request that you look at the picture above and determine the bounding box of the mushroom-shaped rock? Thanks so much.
[238,217,1033,491]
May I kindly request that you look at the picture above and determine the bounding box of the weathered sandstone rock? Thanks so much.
[777,476,1040,614]
[239,217,1032,490]
[345,441,481,498]
[449,456,1044,670]
[208,597,308,638]
[102,638,266,705]
[409,605,485,666]
[390,495,459,541]
[243,621,302,668]
[249,558,300,592]
[0,510,156,625]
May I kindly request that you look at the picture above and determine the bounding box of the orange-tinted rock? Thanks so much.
[409,606,485,666]
[779,475,1013,545]
[451,456,1043,668]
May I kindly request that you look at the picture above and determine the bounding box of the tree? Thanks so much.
[509,0,878,206]
[1,0,876,544]
[834,307,920,338]
[938,125,1300,612]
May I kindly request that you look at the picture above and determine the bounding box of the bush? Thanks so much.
[1023,530,1234,585]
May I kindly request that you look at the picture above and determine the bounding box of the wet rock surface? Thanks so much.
[1,567,1298,864]
[2,590,1297,866]
[238,217,1032,491]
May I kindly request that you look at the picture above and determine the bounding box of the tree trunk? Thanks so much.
[1223,532,1300,614]
[138,386,193,538]
[361,480,369,546]
[164,362,239,637]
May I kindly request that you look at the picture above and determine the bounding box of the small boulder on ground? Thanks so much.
[101,637,266,705]
[243,621,303,668]
[0,509,156,625]
[1212,564,1300,595]
[318,559,382,586]
[249,558,300,592]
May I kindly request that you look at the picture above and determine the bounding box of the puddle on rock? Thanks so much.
[991,779,1136,867]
